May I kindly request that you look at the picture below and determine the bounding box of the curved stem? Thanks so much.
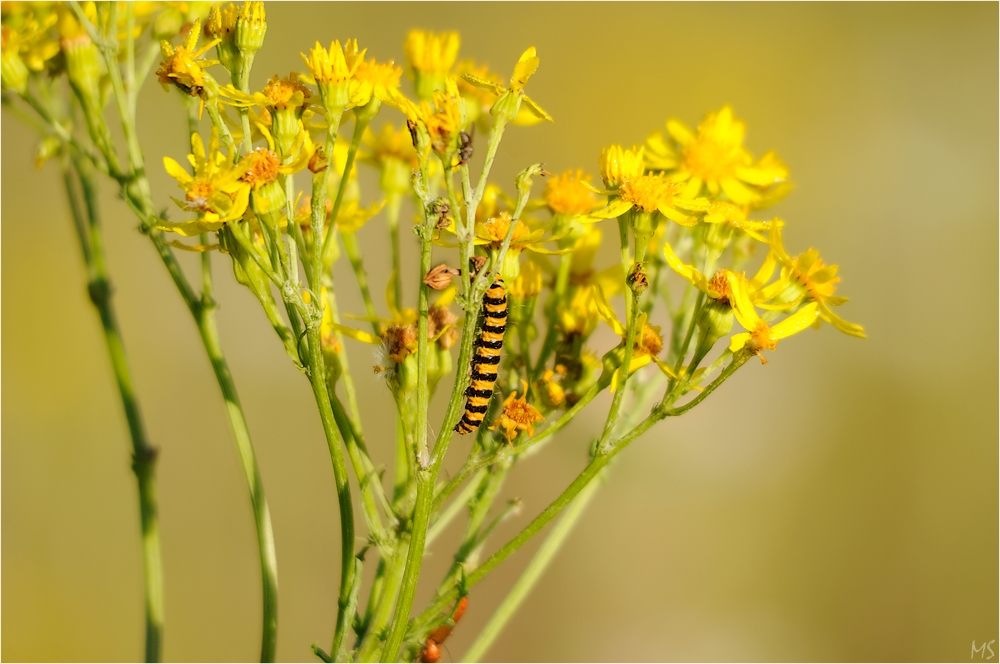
[299,320,356,659]
[410,352,751,642]
[199,303,280,661]
[67,157,165,662]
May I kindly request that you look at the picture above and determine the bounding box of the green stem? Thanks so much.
[355,540,409,662]
[598,287,641,453]
[300,319,357,659]
[198,297,279,662]
[67,158,164,662]
[386,194,403,314]
[461,473,602,663]
[530,252,573,383]
[341,231,381,336]
[79,38,282,659]
[410,352,750,641]
[321,114,366,266]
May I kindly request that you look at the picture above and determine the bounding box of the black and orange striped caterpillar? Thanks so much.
[455,277,507,434]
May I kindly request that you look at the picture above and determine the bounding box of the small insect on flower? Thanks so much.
[455,278,507,434]
[420,596,468,663]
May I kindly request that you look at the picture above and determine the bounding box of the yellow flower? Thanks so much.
[158,128,251,236]
[461,46,552,124]
[404,29,459,99]
[0,10,58,92]
[360,123,418,197]
[588,173,710,227]
[490,380,544,445]
[662,241,788,308]
[471,211,565,280]
[657,105,789,207]
[728,277,820,364]
[300,39,370,113]
[539,367,567,408]
[769,226,866,338]
[353,58,403,108]
[398,76,463,158]
[334,199,386,234]
[544,169,599,218]
[598,144,645,189]
[156,19,220,100]
[703,201,781,243]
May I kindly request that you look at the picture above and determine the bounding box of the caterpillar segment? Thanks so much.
[455,278,507,434]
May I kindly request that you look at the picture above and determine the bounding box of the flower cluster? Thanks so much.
[2,3,865,662]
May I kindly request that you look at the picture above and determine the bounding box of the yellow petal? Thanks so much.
[520,94,553,123]
[331,323,381,345]
[594,286,625,336]
[663,241,708,291]
[818,303,867,338]
[728,273,760,331]
[666,118,695,147]
[770,303,819,341]
[163,157,193,186]
[510,47,539,90]
[728,332,751,353]
[587,198,633,221]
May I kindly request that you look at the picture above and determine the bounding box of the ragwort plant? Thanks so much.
[1,2,866,662]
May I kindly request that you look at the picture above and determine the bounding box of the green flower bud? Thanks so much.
[235,1,266,54]
[251,180,286,221]
[1,46,28,94]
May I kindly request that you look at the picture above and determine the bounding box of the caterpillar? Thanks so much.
[455,278,507,434]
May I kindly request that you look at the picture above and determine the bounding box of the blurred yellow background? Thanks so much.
[2,2,997,661]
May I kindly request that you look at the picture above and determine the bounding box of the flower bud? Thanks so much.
[251,180,286,222]
[1,28,28,94]
[235,1,266,55]
[206,3,240,78]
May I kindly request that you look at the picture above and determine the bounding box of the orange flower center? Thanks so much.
[749,320,777,352]
[185,179,215,211]
[240,148,281,187]
[618,175,677,213]
[708,270,732,303]
[262,74,311,109]
[481,212,531,249]
[635,323,663,357]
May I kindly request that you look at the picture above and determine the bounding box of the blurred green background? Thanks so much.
[3,2,997,661]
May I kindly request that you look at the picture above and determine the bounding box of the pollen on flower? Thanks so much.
[748,320,777,363]
[544,169,598,216]
[490,381,544,445]
[707,270,733,304]
[480,212,531,249]
[618,174,679,213]
[185,180,216,211]
[636,323,663,357]
[262,73,311,109]
[240,148,281,187]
